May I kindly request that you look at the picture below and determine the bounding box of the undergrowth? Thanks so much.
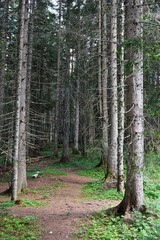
[82,181,123,200]
[144,152,160,216]
[0,215,41,240]
[76,168,104,179]
[74,212,160,240]
[27,168,67,178]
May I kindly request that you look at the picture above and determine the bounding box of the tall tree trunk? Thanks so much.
[106,0,118,182]
[88,99,95,147]
[73,79,80,154]
[12,0,26,200]
[97,0,108,168]
[54,0,62,157]
[17,0,29,192]
[26,0,35,157]
[98,0,103,118]
[115,0,144,214]
[73,4,81,154]
[60,0,71,163]
[0,0,9,147]
[60,86,70,163]
[101,0,108,167]
[117,0,125,193]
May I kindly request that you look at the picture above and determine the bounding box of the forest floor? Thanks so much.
[0,158,119,240]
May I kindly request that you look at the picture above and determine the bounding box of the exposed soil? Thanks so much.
[0,165,119,240]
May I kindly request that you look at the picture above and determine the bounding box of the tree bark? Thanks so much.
[54,0,62,158]
[26,0,35,157]
[115,0,144,214]
[101,0,108,168]
[106,0,118,182]
[0,0,9,147]
[17,0,29,192]
[12,0,26,201]
[117,0,125,193]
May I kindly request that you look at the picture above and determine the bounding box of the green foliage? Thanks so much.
[144,153,160,215]
[52,155,99,169]
[85,147,101,162]
[21,199,46,207]
[75,212,160,240]
[27,168,67,178]
[82,181,123,201]
[0,155,6,165]
[39,168,67,176]
[0,215,41,240]
[0,200,15,209]
[76,168,104,179]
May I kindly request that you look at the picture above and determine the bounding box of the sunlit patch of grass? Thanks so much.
[82,181,123,201]
[0,215,42,240]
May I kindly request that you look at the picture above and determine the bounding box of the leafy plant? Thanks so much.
[0,215,42,240]
[76,168,104,179]
[82,181,123,200]
[74,212,160,240]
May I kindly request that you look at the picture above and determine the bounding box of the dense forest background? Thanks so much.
[0,0,160,239]
[0,0,160,211]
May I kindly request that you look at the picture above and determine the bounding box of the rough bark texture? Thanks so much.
[17,0,29,192]
[116,0,144,214]
[98,0,108,168]
[0,0,9,146]
[12,0,26,201]
[117,0,125,193]
[88,100,95,147]
[106,0,118,181]
[73,15,80,154]
[54,0,62,158]
[60,86,70,163]
[26,0,35,157]
[101,0,108,167]
[98,0,103,118]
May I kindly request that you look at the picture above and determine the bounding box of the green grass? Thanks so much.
[74,212,160,240]
[74,152,160,240]
[144,152,160,215]
[51,155,100,169]
[0,215,41,240]
[82,181,123,200]
[27,168,67,178]
[0,200,15,209]
[21,199,46,207]
[76,168,104,179]
[0,199,46,208]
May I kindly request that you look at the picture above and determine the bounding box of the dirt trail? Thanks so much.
[1,168,119,240]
